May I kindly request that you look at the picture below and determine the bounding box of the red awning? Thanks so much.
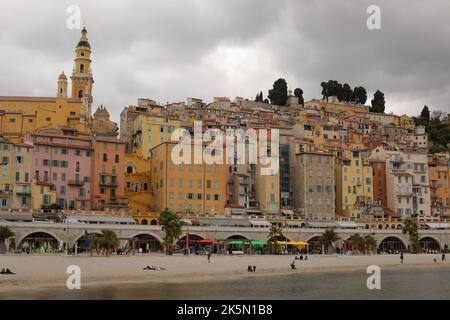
[384,209,402,218]
[196,239,217,244]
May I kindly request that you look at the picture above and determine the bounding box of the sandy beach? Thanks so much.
[0,253,448,294]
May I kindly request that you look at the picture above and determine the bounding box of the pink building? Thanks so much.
[27,128,93,209]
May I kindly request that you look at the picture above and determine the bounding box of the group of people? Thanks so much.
[400,252,447,264]
[142,265,166,271]
[0,268,15,275]
[247,265,257,272]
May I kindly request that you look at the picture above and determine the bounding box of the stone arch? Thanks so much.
[177,234,204,249]
[396,224,402,230]
[18,231,61,252]
[129,231,164,244]
[131,233,163,253]
[150,219,158,225]
[419,236,442,252]
[306,235,322,252]
[17,230,62,247]
[378,224,383,230]
[74,232,103,250]
[365,224,370,229]
[141,219,148,225]
[378,236,407,252]
[226,234,249,240]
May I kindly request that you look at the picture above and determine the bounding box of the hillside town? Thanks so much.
[0,27,449,239]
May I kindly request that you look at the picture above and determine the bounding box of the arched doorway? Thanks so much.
[75,232,102,253]
[177,234,204,252]
[307,236,322,254]
[226,235,248,240]
[378,236,406,253]
[19,232,60,253]
[131,234,162,253]
[419,237,441,253]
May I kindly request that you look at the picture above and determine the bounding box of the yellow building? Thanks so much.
[255,159,280,214]
[397,115,416,131]
[131,114,181,159]
[335,148,373,218]
[0,140,33,209]
[30,179,57,209]
[150,141,227,215]
[0,28,94,142]
[124,153,159,224]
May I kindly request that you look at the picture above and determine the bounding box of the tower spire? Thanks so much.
[71,27,94,123]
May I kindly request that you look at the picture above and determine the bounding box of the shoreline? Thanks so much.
[0,253,448,294]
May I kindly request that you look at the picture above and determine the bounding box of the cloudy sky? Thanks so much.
[0,0,449,123]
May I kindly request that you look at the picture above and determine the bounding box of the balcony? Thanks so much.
[0,190,12,196]
[68,180,84,186]
[16,191,31,197]
[99,181,118,187]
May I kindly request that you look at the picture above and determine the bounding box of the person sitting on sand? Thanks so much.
[300,254,303,261]
[0,268,5,274]
[304,255,308,261]
[442,253,446,261]
[290,261,296,270]
[5,268,14,275]
[247,265,253,272]
[252,266,256,272]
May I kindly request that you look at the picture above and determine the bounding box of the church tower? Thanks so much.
[71,27,94,123]
[56,71,68,98]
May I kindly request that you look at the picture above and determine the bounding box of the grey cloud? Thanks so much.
[0,0,449,124]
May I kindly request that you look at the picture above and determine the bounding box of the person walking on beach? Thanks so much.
[442,253,446,261]
[400,253,404,264]
[207,252,211,263]
[290,260,296,270]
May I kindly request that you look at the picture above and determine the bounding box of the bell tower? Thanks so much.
[56,71,68,98]
[71,27,94,122]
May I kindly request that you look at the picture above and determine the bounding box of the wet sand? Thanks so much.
[0,253,448,294]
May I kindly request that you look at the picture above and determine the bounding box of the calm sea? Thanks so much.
[1,267,450,299]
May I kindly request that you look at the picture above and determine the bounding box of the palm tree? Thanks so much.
[99,230,119,256]
[348,234,364,254]
[320,228,340,254]
[403,218,419,253]
[0,226,15,254]
[158,208,183,255]
[267,225,284,254]
[364,235,377,255]
[87,234,100,257]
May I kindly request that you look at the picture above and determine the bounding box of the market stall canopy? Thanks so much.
[196,239,217,244]
[276,241,309,248]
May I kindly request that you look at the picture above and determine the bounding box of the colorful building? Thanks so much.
[91,137,127,211]
[27,128,93,210]
[335,148,373,218]
[131,113,181,159]
[290,142,336,220]
[150,141,227,215]
[428,155,450,217]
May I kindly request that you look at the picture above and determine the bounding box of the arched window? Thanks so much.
[80,64,84,73]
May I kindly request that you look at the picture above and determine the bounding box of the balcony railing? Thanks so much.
[68,180,84,186]
[16,191,31,197]
[100,181,118,187]
[0,190,12,196]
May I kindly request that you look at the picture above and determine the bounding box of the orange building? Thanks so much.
[428,156,450,217]
[150,141,227,215]
[91,137,127,211]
